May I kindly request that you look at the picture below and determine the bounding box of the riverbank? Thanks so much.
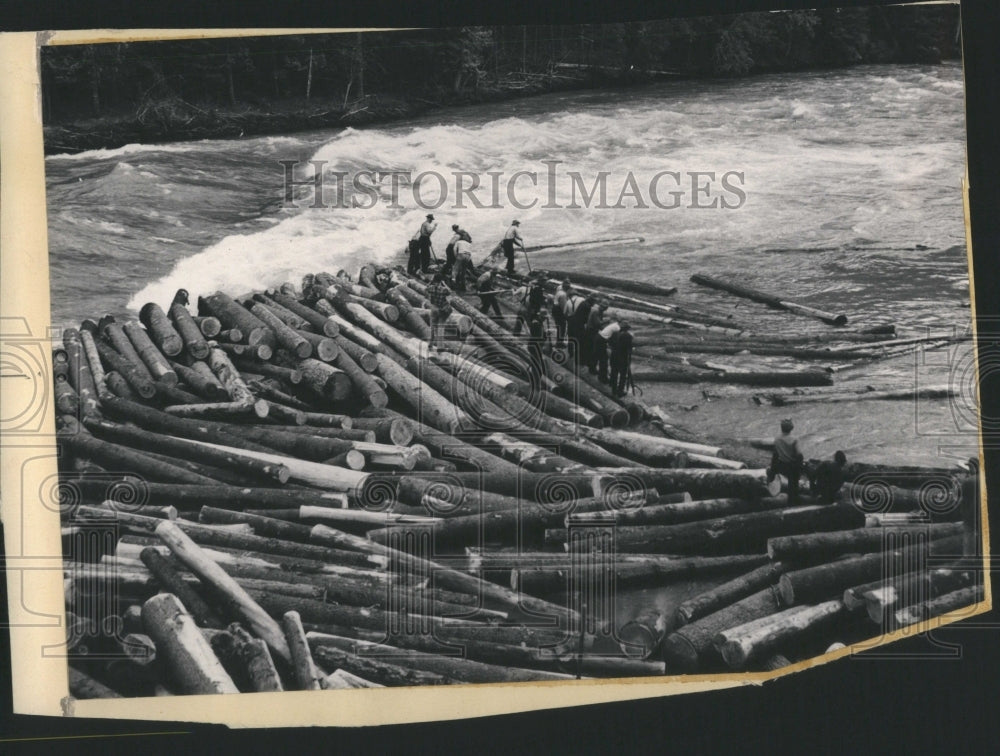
[43,69,635,155]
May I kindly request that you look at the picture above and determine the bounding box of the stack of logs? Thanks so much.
[55,263,981,697]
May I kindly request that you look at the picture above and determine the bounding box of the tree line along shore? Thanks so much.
[42,6,959,154]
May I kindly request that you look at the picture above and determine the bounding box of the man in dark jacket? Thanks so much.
[809,450,847,505]
[769,419,804,505]
[609,322,633,397]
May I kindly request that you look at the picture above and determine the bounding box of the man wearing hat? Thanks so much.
[769,419,804,505]
[501,219,524,275]
[417,213,438,274]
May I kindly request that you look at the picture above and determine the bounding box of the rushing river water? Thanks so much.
[45,62,976,467]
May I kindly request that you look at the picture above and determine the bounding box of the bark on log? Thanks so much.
[308,632,573,683]
[191,315,222,338]
[690,273,848,326]
[349,417,414,445]
[101,320,155,381]
[590,504,866,555]
[662,587,783,671]
[141,592,240,694]
[777,534,965,606]
[567,496,791,528]
[206,347,255,405]
[139,546,225,628]
[676,562,788,626]
[375,353,472,434]
[250,302,312,358]
[325,669,384,688]
[892,584,984,627]
[594,468,780,499]
[309,524,577,623]
[331,345,388,408]
[269,292,340,336]
[283,610,324,690]
[95,340,156,398]
[767,523,964,562]
[90,481,349,512]
[169,303,211,360]
[860,567,973,624]
[57,422,220,485]
[76,328,106,400]
[84,416,290,484]
[251,293,312,331]
[513,554,768,596]
[68,666,124,699]
[200,291,273,346]
[313,645,456,686]
[715,599,845,669]
[155,521,292,663]
[138,303,184,359]
[170,361,229,400]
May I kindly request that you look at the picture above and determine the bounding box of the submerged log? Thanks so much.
[141,592,239,694]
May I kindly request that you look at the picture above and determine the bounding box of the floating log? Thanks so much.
[250,294,312,331]
[536,267,678,299]
[767,523,964,562]
[206,347,255,405]
[585,504,865,555]
[77,329,106,398]
[140,593,240,694]
[662,587,783,672]
[309,524,577,623]
[169,361,229,400]
[690,273,848,326]
[101,320,155,381]
[139,302,184,358]
[715,600,845,669]
[676,562,788,626]
[155,521,291,664]
[331,345,388,408]
[777,534,965,606]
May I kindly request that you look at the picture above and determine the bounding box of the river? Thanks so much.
[45,62,975,468]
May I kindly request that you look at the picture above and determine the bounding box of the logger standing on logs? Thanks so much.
[443,224,471,276]
[513,273,548,336]
[476,269,503,319]
[552,280,571,347]
[417,213,438,274]
[501,219,524,275]
[453,235,475,292]
[609,322,633,398]
[563,289,587,360]
[585,302,609,379]
[426,273,452,349]
[768,419,804,505]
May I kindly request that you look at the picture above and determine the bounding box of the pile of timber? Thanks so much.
[55,264,981,697]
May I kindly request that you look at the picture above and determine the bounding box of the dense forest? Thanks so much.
[42,5,960,152]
